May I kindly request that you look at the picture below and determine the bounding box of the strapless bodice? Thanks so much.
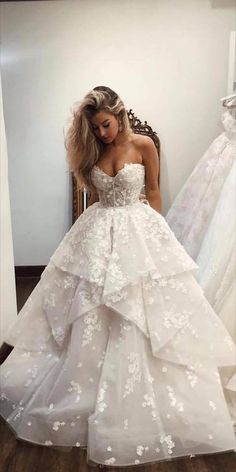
[91,162,145,207]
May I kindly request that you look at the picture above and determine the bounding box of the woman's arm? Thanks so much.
[140,137,161,213]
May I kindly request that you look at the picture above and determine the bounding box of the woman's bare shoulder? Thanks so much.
[131,133,154,151]
[132,133,153,146]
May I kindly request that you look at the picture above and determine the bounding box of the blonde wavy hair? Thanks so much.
[64,86,133,193]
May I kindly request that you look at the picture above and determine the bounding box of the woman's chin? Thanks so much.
[101,138,113,144]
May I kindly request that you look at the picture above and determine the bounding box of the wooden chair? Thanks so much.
[72,109,160,223]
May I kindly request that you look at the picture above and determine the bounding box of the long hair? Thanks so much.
[64,86,133,193]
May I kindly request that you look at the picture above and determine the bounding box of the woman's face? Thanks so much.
[90,111,119,144]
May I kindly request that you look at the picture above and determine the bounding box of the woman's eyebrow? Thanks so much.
[92,119,109,127]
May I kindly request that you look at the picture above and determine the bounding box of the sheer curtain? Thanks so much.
[0,71,17,345]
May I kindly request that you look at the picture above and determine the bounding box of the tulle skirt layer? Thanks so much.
[1,202,235,466]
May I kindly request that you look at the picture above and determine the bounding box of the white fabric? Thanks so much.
[166,110,236,260]
[195,159,236,306]
[0,163,235,467]
[166,114,236,427]
[0,71,17,345]
[195,160,236,424]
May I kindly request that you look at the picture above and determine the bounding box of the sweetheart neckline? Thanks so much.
[93,162,144,179]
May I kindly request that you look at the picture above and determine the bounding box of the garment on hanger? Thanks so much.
[195,158,235,306]
[166,110,236,260]
[195,159,236,425]
[166,107,236,426]
[0,162,235,467]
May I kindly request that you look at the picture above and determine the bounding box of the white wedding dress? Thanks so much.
[195,159,236,425]
[166,110,236,260]
[1,162,236,467]
[165,110,236,427]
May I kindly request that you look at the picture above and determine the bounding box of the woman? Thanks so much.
[0,86,235,468]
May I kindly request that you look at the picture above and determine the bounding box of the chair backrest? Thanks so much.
[72,108,160,223]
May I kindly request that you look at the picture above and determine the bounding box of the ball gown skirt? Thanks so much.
[0,162,235,467]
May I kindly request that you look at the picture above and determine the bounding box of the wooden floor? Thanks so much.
[0,277,235,472]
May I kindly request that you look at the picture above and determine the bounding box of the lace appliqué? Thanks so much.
[123,352,141,398]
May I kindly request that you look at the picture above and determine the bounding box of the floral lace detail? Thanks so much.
[143,356,155,385]
[105,457,116,465]
[24,365,39,387]
[123,352,141,398]
[67,380,82,402]
[114,321,132,349]
[1,155,235,467]
[82,309,102,347]
[142,393,159,421]
[91,163,145,207]
[52,420,66,431]
[163,310,191,329]
[136,444,149,456]
[46,164,198,322]
[52,326,66,345]
[185,365,198,388]
[160,434,176,455]
[167,385,184,412]
[97,381,108,412]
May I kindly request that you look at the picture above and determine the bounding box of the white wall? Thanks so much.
[0,70,17,343]
[0,0,235,265]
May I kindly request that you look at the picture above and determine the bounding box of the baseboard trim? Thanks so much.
[15,266,46,278]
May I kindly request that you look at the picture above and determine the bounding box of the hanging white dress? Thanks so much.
[195,159,236,425]
[0,162,235,467]
[165,110,236,260]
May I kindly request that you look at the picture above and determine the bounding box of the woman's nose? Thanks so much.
[100,128,106,137]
